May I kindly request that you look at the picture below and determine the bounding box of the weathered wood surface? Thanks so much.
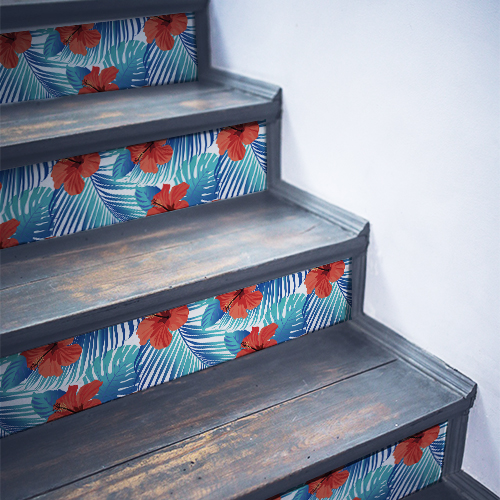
[1,0,207,33]
[0,322,395,500]
[30,360,460,500]
[0,192,366,356]
[0,78,280,170]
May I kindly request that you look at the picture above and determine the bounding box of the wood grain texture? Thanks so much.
[1,0,207,35]
[0,322,395,500]
[0,191,367,356]
[30,360,460,500]
[0,78,280,170]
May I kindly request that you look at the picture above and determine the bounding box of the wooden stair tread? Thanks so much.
[0,76,280,171]
[0,191,367,356]
[0,319,475,500]
[1,0,206,33]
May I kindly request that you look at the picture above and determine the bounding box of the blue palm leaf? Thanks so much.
[53,19,145,66]
[43,31,65,58]
[0,164,53,211]
[263,294,306,343]
[303,283,351,333]
[49,169,117,237]
[345,445,393,486]
[83,345,139,403]
[173,153,219,206]
[429,423,447,467]
[387,447,442,500]
[135,330,202,391]
[178,300,234,366]
[179,21,198,65]
[91,150,146,221]
[23,30,77,98]
[145,29,197,86]
[102,40,147,89]
[1,187,54,244]
[0,44,49,103]
[256,272,306,311]
[167,129,216,171]
[215,147,267,200]
[0,392,44,434]
[250,125,267,173]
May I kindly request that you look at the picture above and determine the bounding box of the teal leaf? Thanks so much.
[103,40,147,89]
[43,31,65,58]
[0,392,45,434]
[201,301,225,329]
[112,149,136,179]
[83,345,139,403]
[135,186,160,213]
[66,66,90,90]
[215,146,267,200]
[264,294,306,343]
[145,31,197,86]
[174,153,219,206]
[346,465,393,500]
[135,331,203,391]
[1,357,31,390]
[224,330,249,356]
[31,390,65,419]
[177,301,234,367]
[2,187,53,244]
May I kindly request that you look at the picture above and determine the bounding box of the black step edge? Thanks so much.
[0,190,368,356]
[351,314,477,400]
[0,76,281,171]
[444,471,500,500]
[0,0,207,33]
[0,318,476,500]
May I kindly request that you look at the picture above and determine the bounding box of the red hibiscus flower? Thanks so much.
[52,152,101,195]
[146,183,189,216]
[144,14,188,51]
[236,323,278,358]
[394,425,440,466]
[216,286,264,319]
[304,261,346,299]
[79,66,119,94]
[308,469,350,499]
[216,122,259,161]
[48,380,103,422]
[21,338,82,378]
[0,219,20,249]
[126,140,173,174]
[55,24,101,55]
[0,31,31,69]
[136,305,189,349]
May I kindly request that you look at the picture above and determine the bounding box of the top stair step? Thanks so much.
[1,0,207,33]
[0,71,281,170]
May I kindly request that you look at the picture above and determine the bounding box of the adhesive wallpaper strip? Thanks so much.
[0,259,351,437]
[0,121,267,248]
[268,422,448,500]
[0,13,197,103]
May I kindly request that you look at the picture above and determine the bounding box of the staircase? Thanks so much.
[0,1,493,499]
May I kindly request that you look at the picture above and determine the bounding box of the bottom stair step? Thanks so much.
[1,316,476,500]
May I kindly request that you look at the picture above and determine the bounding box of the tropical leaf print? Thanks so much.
[0,13,196,104]
[1,123,264,247]
[0,258,351,436]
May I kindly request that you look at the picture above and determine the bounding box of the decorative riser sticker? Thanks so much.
[269,422,447,500]
[0,259,351,437]
[0,13,197,103]
[0,121,267,248]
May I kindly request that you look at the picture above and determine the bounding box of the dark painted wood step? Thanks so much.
[0,0,206,33]
[0,190,368,356]
[0,71,281,171]
[0,318,476,500]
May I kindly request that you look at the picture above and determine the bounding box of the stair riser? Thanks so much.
[0,121,267,247]
[0,12,197,103]
[0,257,352,437]
[267,422,448,500]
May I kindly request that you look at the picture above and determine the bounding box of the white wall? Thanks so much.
[209,0,500,494]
